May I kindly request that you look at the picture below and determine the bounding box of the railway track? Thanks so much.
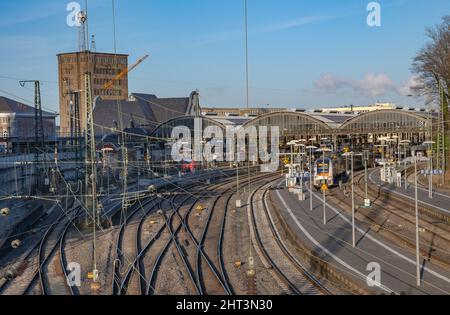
[135,172,270,295]
[189,172,283,295]
[147,177,243,295]
[111,195,160,295]
[22,204,81,295]
[118,178,225,295]
[147,194,202,295]
[195,186,235,295]
[0,200,76,294]
[262,187,333,295]
[247,177,330,295]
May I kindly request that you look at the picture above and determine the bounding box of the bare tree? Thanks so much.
[412,16,450,178]
[412,16,449,104]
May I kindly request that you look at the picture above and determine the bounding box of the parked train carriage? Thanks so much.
[313,157,343,187]
[313,155,365,188]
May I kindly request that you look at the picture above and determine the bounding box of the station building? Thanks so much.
[57,51,129,136]
[0,96,57,154]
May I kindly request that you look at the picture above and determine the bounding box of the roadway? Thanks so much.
[271,179,450,295]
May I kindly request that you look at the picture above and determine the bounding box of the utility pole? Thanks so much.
[66,90,83,175]
[84,72,99,283]
[19,80,45,193]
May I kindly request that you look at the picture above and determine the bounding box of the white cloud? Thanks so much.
[398,76,420,96]
[315,73,413,97]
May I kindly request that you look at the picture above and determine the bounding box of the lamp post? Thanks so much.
[307,144,318,211]
[363,149,370,206]
[235,150,241,208]
[414,154,421,287]
[343,151,362,248]
[423,141,436,199]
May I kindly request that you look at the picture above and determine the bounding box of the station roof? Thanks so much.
[201,107,431,136]
[0,96,57,117]
[93,92,198,134]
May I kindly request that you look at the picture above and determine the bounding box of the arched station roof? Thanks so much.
[242,111,333,137]
[337,110,430,135]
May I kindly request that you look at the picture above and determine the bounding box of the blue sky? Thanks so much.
[0,0,448,114]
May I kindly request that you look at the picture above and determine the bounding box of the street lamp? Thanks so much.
[317,147,332,225]
[306,145,318,211]
[235,151,241,208]
[343,151,362,248]
[362,150,371,207]
[423,141,436,199]
[413,154,421,287]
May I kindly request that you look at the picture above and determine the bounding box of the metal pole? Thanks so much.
[310,149,313,211]
[364,157,368,201]
[428,144,433,199]
[351,154,355,248]
[404,146,407,190]
[430,154,433,199]
[300,153,303,199]
[291,144,294,178]
[236,151,240,208]
[414,156,421,286]
[323,150,326,225]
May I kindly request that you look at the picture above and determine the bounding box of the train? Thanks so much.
[313,155,365,188]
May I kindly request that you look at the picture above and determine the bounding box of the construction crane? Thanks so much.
[103,54,149,90]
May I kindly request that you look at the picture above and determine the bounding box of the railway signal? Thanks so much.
[317,147,332,225]
[307,145,318,211]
